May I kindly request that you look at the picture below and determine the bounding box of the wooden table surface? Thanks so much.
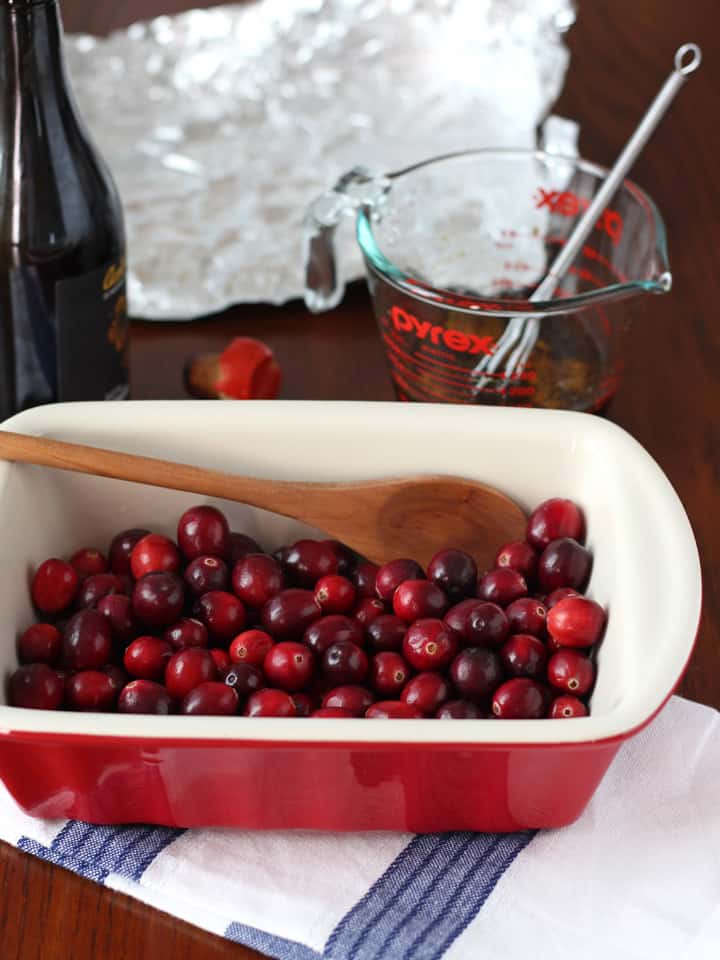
[3,1,719,957]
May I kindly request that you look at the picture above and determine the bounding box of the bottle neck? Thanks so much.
[0,0,68,99]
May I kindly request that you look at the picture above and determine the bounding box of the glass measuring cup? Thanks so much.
[303,149,671,411]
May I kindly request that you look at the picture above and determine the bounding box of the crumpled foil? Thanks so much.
[66,0,576,320]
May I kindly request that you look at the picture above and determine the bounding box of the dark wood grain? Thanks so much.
[2,0,719,957]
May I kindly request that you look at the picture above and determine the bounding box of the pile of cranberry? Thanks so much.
[8,497,605,720]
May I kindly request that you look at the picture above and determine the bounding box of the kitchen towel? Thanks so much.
[1,694,718,960]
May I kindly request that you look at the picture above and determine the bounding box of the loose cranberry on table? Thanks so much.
[130,533,181,579]
[222,662,264,699]
[18,623,62,666]
[165,647,218,700]
[403,619,458,671]
[97,594,138,644]
[177,505,230,561]
[66,670,118,711]
[108,528,150,575]
[185,337,281,400]
[132,573,185,628]
[124,636,173,681]
[264,642,315,692]
[435,700,485,719]
[366,701,423,719]
[353,597,386,628]
[549,695,588,718]
[78,572,127,609]
[70,547,108,579]
[526,498,585,550]
[366,614,406,653]
[244,688,296,717]
[476,569,527,607]
[450,647,502,702]
[492,678,547,719]
[31,558,78,614]
[401,672,450,715]
[545,587,581,609]
[547,650,595,696]
[375,558,425,603]
[118,679,174,715]
[322,685,374,717]
[505,597,547,638]
[322,640,368,686]
[494,541,538,582]
[229,628,274,666]
[303,615,364,654]
[537,538,592,593]
[228,532,263,564]
[393,580,447,622]
[261,588,321,640]
[369,651,411,698]
[181,682,239,716]
[232,554,284,608]
[9,663,64,710]
[195,590,246,643]
[352,561,379,599]
[283,539,339,587]
[445,600,509,648]
[314,575,356,614]
[163,617,209,650]
[500,634,547,679]
[63,610,112,670]
[547,596,606,648]
[427,549,477,602]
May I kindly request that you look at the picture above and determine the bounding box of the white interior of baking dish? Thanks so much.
[0,401,701,745]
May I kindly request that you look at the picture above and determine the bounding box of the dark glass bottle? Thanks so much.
[0,0,128,421]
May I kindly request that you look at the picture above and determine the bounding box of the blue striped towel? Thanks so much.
[1,696,718,960]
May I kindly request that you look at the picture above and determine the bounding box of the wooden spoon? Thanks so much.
[0,430,526,569]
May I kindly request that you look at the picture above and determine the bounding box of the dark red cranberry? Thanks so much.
[311,707,354,717]
[272,545,292,571]
[322,685,374,717]
[547,650,595,696]
[183,555,229,597]
[103,664,130,694]
[314,575,356,614]
[229,629,274,666]
[322,640,368,686]
[427,549,477,601]
[445,600,509,648]
[369,652,411,698]
[494,541,538,581]
[8,663,64,709]
[537,538,592,593]
[261,589,321,640]
[527,498,585,549]
[228,532,263,564]
[366,701,423,719]
[366,614,406,653]
[284,539,339,587]
[500,634,547,679]
[232,554,284,608]
[476,569,527,606]
[303,615,364,655]
[177,505,230,560]
[124,636,173,680]
[353,597,386,628]
[547,596,606,648]
[18,623,62,665]
[375,559,425,603]
[264,642,314,692]
[66,670,118,711]
[130,534,181,579]
[118,679,174,714]
[401,672,450,715]
[545,587,581,609]
[244,689,296,717]
[63,610,112,670]
[165,647,218,700]
[549,695,588,718]
[492,678,546,718]
[195,590,246,643]
[352,561,380,599]
[163,617,208,650]
[133,573,185,628]
[393,580,447,622]
[450,647,502,702]
[108,528,151,574]
[181,681,239,716]
[31,559,78,614]
[222,662,264,699]
[403,619,458,671]
[435,700,485,719]
[291,692,314,717]
[77,572,126,609]
[323,540,356,577]
[70,548,108,579]
[505,598,547,638]
[211,651,231,673]
[96,594,138,644]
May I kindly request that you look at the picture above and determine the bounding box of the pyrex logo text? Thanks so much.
[390,307,494,356]
[534,189,623,246]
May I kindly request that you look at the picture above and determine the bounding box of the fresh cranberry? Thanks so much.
[505,598,547,638]
[314,575,356,614]
[353,597,386,628]
[183,555,229,596]
[366,614,406,653]
[96,594,138,644]
[401,672,450,715]
[124,636,173,680]
[77,572,126,609]
[165,647,217,700]
[492,678,546,719]
[303,615,364,654]
[527,498,585,549]
[229,629,274,666]
[311,707,354,717]
[195,590,246,643]
[118,679,174,714]
[63,610,112,669]
[133,573,185,628]
[547,650,595,696]
[9,663,64,709]
[18,623,62,665]
[494,541,538,581]
[537,538,592,593]
[66,670,118,711]
[108,528,150,574]
[70,548,108,578]
[163,617,209,650]
[477,569,527,606]
[324,540,356,577]
[264,642,314,692]
[547,596,606,648]
[284,539,339,587]
[375,558,425,603]
[222,662,264,699]
[291,692,314,717]
[210,649,231,672]
[244,689,296,717]
[403,619,458,671]
[261,589,321,640]
[500,634,547,679]
[435,700,485,719]
[393,581,447,622]
[427,549,477,601]
[103,664,130,694]
[31,559,78,614]
[545,587,581,609]
[444,600,508,648]
[228,532,263,564]
[352,562,380,598]
[322,640,368,685]
[369,651,412,698]
[177,505,230,560]
[129,534,180,579]
[322,685,374,716]
[232,554,284,608]
[549,695,588,718]
[450,647,502,702]
[181,681,239,716]
[366,701,423,719]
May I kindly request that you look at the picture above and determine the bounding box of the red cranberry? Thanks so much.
[547,650,595,696]
[366,614,406,653]
[494,541,538,581]
[492,678,546,719]
[181,681,239,716]
[314,575,356,614]
[177,505,230,560]
[210,649,231,672]
[435,700,485,719]
[445,600,509,648]
[303,615,364,655]
[538,538,592,593]
[527,498,585,549]
[401,672,450,715]
[229,629,274,666]
[261,589,321,640]
[182,556,228,598]
[376,559,425,603]
[450,647,502,702]
[322,685,374,716]
[108,528,150,574]
[118,679,174,714]
[96,594,138,644]
[77,572,126,609]
[124,636,173,680]
[403,619,458,671]
[322,640,368,685]
[427,549,477,601]
[232,554,284,608]
[103,664,130,694]
[284,539,339,587]
[506,598,547,638]
[477,569,527,607]
[165,647,217,700]
[222,662,264,699]
[264,642,314,692]
[545,587,581,609]
[130,534,181,579]
[66,670,118,711]
[291,692,314,717]
[244,689,296,717]
[63,610,112,670]
[195,590,246,643]
[500,634,547,679]
[311,707,354,717]
[366,701,423,719]
[324,540,356,577]
[369,651,411,698]
[549,695,588,718]
[31,559,78,614]
[352,561,380,598]
[353,597,386,628]
[133,573,185,628]
[393,580,447,622]
[9,663,64,709]
[70,547,108,578]
[18,623,62,665]
[163,617,208,650]
[547,596,606,648]
[228,532,263,564]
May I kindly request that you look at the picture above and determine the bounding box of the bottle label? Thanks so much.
[55,257,129,401]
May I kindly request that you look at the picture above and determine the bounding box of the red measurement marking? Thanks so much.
[381,335,472,399]
[534,188,623,246]
[387,306,494,356]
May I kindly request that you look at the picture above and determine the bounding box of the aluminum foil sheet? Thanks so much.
[66,0,576,320]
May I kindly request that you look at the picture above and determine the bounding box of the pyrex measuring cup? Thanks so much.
[303,149,671,410]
